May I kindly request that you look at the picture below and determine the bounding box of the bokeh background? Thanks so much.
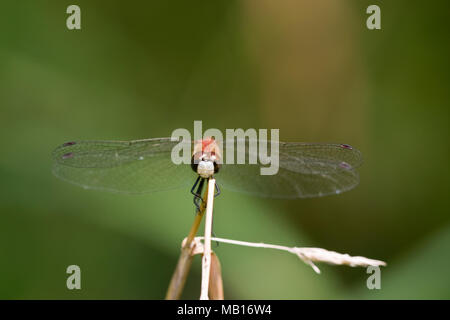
[0,0,448,299]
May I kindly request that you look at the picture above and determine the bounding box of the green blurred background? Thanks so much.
[0,0,448,299]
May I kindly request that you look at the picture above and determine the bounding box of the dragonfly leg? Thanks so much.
[214,181,221,198]
[193,197,201,212]
[191,177,220,246]
[191,177,205,213]
[190,176,201,196]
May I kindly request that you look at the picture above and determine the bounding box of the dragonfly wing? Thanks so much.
[52,138,195,193]
[218,141,361,198]
[279,142,363,169]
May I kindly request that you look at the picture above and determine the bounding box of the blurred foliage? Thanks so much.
[0,0,448,299]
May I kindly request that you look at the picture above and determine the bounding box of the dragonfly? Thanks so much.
[52,137,363,208]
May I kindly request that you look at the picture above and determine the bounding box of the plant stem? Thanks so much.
[208,252,224,300]
[200,178,216,300]
[165,183,209,300]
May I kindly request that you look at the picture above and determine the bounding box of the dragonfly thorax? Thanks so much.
[191,153,221,178]
[196,160,215,178]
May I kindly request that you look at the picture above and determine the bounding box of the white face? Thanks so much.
[197,160,215,178]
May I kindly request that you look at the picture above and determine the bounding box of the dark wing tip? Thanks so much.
[338,143,363,168]
[52,141,79,163]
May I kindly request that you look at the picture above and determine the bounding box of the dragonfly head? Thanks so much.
[191,138,221,178]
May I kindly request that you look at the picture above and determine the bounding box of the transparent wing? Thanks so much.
[52,137,363,198]
[52,138,195,193]
[218,141,362,198]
